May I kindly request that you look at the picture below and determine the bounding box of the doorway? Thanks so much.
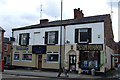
[69,55,76,71]
[38,55,42,69]
[4,56,7,65]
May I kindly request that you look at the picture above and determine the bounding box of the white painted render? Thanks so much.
[13,22,104,45]
[65,22,104,44]
[13,26,65,45]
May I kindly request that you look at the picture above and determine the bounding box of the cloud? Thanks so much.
[43,0,61,18]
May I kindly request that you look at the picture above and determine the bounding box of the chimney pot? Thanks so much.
[40,19,49,24]
[74,8,84,19]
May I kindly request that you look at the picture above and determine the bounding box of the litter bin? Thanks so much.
[91,68,95,76]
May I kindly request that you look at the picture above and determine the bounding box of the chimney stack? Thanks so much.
[74,8,84,19]
[40,19,49,24]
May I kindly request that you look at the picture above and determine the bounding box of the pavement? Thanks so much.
[1,69,119,79]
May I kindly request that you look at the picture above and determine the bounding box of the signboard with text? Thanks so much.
[77,44,103,51]
[32,45,46,54]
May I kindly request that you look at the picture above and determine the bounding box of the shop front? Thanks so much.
[77,44,103,72]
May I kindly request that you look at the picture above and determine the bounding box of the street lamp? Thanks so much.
[59,0,63,70]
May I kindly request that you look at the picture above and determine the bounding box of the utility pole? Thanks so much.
[59,0,63,70]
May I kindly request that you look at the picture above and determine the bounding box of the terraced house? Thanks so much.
[12,8,115,73]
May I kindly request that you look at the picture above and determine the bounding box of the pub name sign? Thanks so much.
[77,44,103,50]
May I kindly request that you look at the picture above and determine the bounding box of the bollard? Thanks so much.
[91,68,95,76]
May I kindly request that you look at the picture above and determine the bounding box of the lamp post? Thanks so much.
[59,0,63,70]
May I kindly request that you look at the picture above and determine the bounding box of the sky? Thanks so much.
[0,0,119,42]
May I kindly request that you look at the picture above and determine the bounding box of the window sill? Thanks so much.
[46,61,59,63]
[46,44,57,45]
[22,60,32,62]
[14,60,19,61]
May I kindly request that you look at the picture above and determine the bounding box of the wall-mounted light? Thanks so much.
[66,40,70,44]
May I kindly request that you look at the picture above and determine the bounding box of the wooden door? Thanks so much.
[38,55,42,69]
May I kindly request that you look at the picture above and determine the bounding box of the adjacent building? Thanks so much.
[0,27,5,59]
[3,37,11,65]
[0,27,5,71]
[113,42,120,67]
[12,8,115,73]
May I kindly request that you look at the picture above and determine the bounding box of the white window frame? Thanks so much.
[4,44,8,51]
[22,52,32,61]
[14,52,20,61]
[114,58,118,63]
[78,29,88,43]
[48,32,55,44]
[46,51,59,63]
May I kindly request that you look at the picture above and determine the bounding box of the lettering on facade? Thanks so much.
[16,46,29,50]
[77,44,103,50]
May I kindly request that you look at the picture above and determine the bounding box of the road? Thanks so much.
[1,73,119,80]
[1,74,67,80]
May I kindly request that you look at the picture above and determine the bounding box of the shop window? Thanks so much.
[19,33,29,45]
[4,44,8,51]
[22,53,32,61]
[75,28,91,43]
[47,51,59,62]
[80,51,99,69]
[114,58,118,63]
[14,52,20,61]
[45,31,58,44]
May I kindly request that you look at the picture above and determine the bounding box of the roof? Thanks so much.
[12,14,110,31]
[0,27,5,32]
[3,37,11,44]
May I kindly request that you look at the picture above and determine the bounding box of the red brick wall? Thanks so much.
[104,15,114,49]
[3,43,11,57]
[0,32,4,59]
[3,43,11,64]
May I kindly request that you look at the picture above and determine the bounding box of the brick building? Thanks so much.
[113,42,120,67]
[3,37,11,65]
[0,27,5,71]
[0,27,5,59]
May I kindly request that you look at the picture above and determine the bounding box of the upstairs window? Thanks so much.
[75,28,92,43]
[45,31,58,44]
[4,44,8,51]
[19,33,29,46]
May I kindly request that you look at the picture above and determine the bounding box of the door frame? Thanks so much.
[69,55,76,71]
[38,55,42,69]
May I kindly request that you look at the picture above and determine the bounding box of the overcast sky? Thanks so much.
[0,0,119,41]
